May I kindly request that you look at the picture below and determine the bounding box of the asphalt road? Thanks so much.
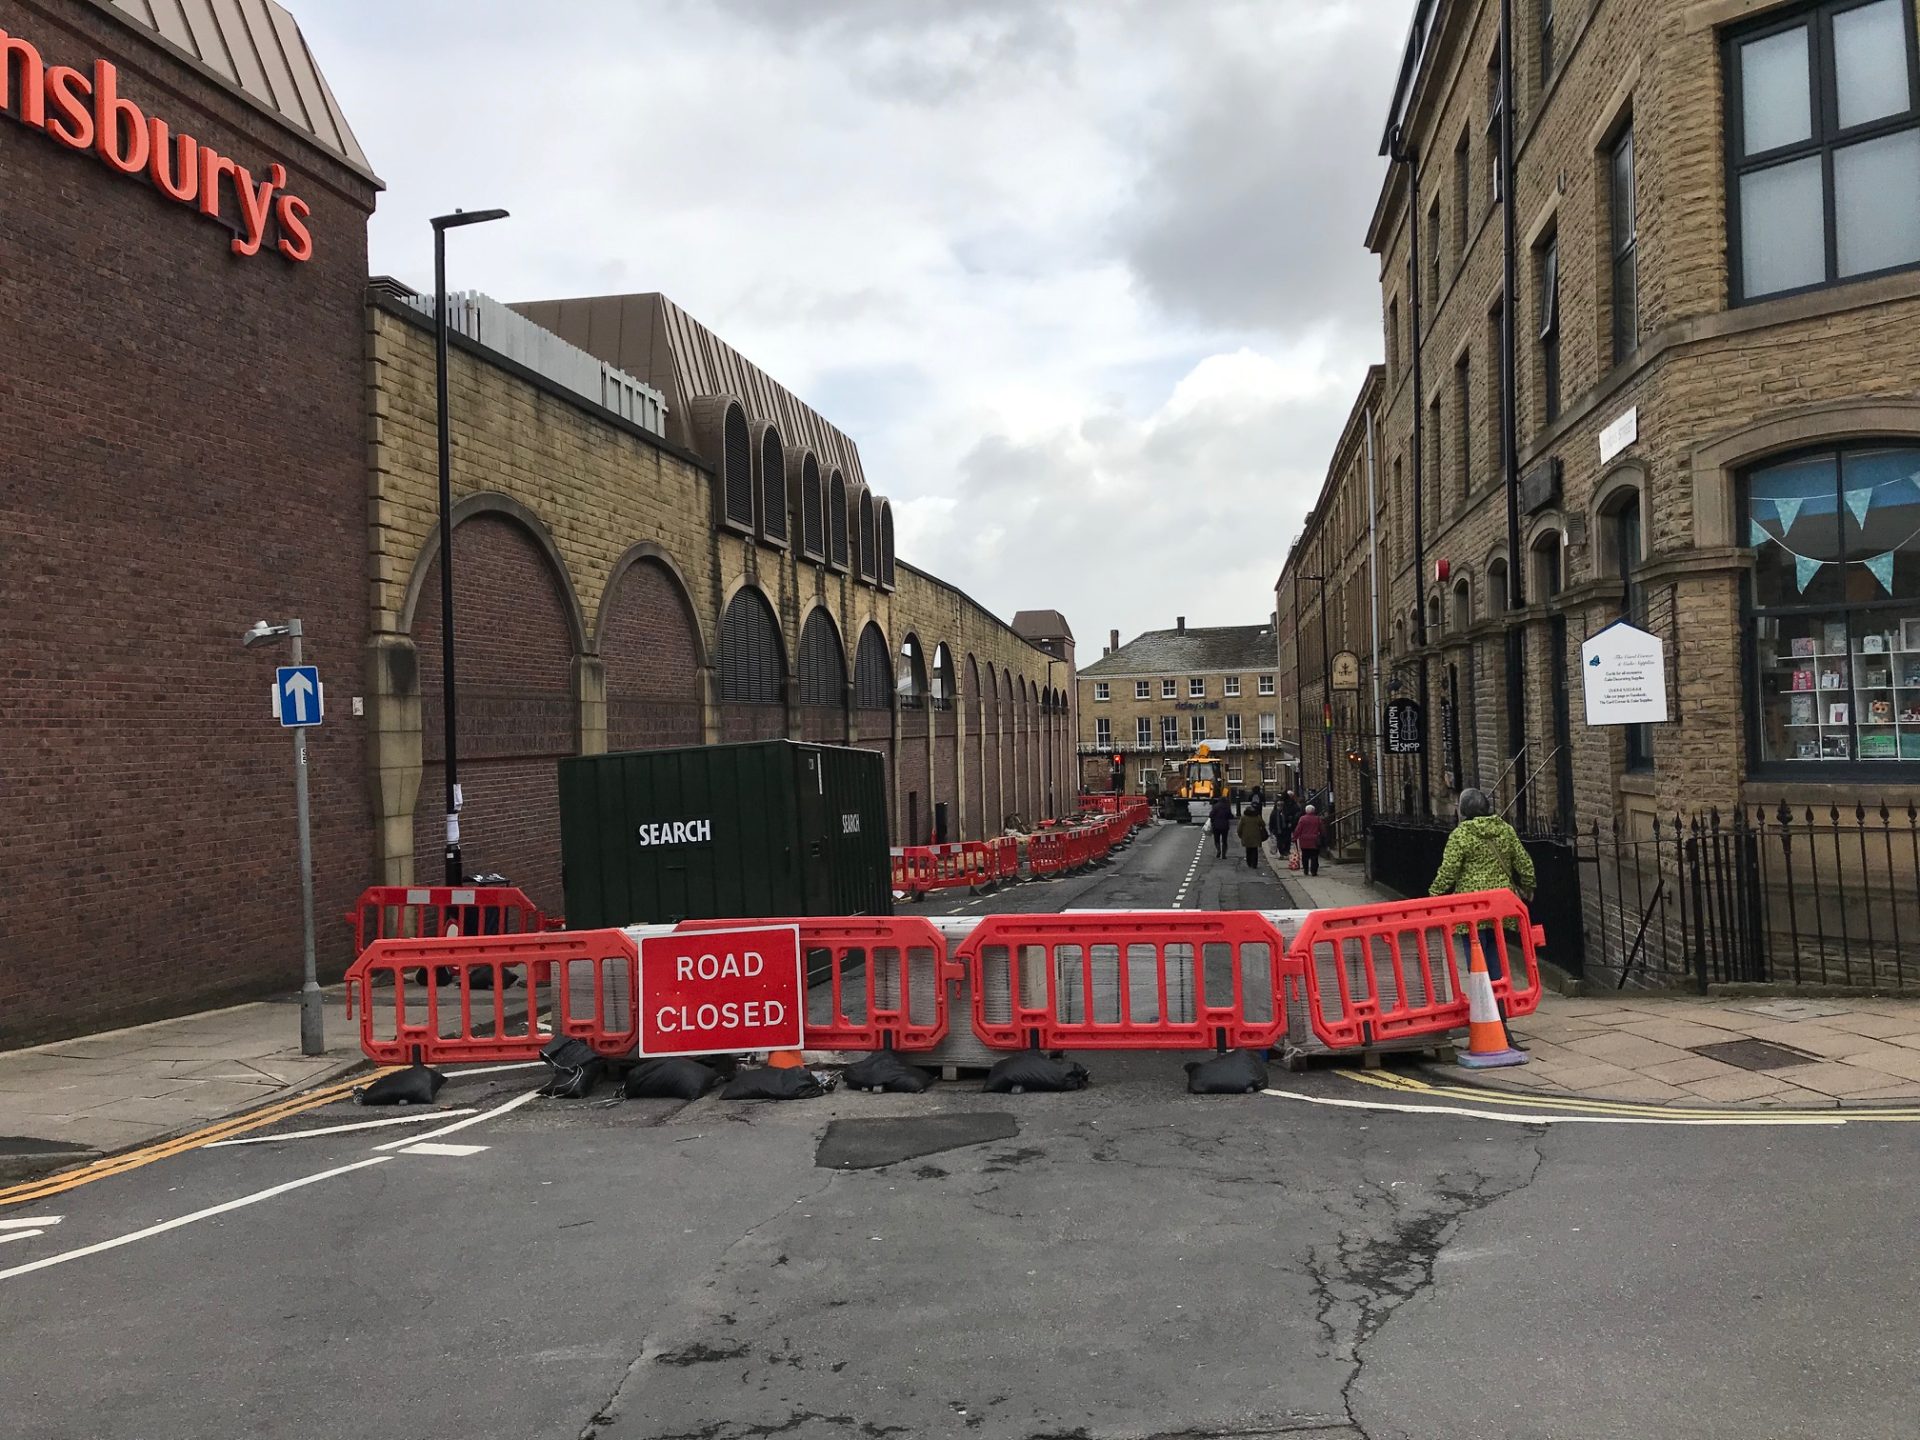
[3,823,1917,1440]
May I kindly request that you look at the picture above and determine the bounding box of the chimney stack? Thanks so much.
[1176,616,1186,635]
[1109,628,1120,653]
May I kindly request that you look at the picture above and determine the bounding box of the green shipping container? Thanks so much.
[558,740,894,927]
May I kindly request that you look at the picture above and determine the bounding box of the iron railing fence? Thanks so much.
[1375,803,1920,992]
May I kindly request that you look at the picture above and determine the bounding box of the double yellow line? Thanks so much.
[0,1068,395,1209]
[1343,1067,1920,1122]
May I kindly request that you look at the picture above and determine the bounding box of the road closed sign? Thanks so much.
[638,925,804,1057]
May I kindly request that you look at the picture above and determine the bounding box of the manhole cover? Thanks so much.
[1727,999,1852,1022]
[1690,1038,1820,1071]
[814,1113,1019,1170]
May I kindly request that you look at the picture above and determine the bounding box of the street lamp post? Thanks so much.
[1300,571,1335,810]
[431,207,509,885]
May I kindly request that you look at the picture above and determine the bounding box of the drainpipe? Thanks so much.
[1389,124,1433,815]
[1365,400,1384,810]
[1499,0,1529,825]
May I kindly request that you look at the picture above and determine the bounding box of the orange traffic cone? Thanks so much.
[767,1050,805,1069]
[1457,930,1527,1069]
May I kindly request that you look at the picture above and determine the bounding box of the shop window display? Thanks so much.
[1749,445,1920,767]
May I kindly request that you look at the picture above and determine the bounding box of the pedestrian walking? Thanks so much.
[1237,804,1267,869]
[1270,791,1299,856]
[1208,796,1233,858]
[1292,804,1325,876]
[1429,788,1536,1044]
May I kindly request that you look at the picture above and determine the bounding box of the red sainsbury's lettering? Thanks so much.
[0,26,312,263]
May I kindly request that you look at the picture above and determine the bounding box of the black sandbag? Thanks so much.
[982,1050,1090,1094]
[721,1065,825,1101]
[354,1062,446,1106]
[843,1052,934,1094]
[624,1057,721,1100]
[1184,1049,1270,1095]
[537,1035,604,1099]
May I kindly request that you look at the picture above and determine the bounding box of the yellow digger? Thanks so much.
[1154,744,1228,819]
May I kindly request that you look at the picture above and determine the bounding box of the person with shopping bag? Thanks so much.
[1292,804,1326,876]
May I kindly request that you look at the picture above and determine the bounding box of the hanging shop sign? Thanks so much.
[0,31,313,261]
[1332,651,1361,691]
[1581,620,1669,725]
[1384,699,1424,755]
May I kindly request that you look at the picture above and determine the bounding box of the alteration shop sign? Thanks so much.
[638,924,804,1057]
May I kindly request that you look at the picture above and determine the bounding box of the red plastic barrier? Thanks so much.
[343,884,559,956]
[1027,831,1073,878]
[982,836,1019,882]
[1286,889,1545,1050]
[345,928,638,1065]
[957,911,1290,1051]
[675,916,956,1050]
[891,842,1008,897]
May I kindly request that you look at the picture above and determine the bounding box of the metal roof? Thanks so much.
[93,0,378,183]
[1079,625,1278,679]
[1012,610,1074,642]
[509,293,867,488]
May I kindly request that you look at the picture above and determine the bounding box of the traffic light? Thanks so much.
[1346,749,1366,768]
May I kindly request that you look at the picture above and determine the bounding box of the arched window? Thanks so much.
[855,624,892,710]
[1486,557,1510,613]
[829,470,850,569]
[879,502,896,588]
[858,491,877,580]
[800,455,825,560]
[1530,529,1564,600]
[1428,595,1442,632]
[760,427,788,545]
[1599,485,1651,771]
[718,588,784,704]
[897,634,927,701]
[931,644,956,711]
[1451,577,1472,630]
[797,609,845,708]
[722,404,753,530]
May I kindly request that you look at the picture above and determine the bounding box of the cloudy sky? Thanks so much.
[300,0,1409,646]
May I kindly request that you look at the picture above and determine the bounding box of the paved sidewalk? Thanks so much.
[0,991,363,1162]
[1480,992,1920,1107]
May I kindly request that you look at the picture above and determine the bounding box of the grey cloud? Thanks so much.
[1118,4,1405,336]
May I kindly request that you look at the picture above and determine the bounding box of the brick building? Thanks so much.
[1279,0,1920,984]
[0,0,1073,1047]
[1076,621,1288,796]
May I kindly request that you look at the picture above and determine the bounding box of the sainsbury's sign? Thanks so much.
[1,30,313,261]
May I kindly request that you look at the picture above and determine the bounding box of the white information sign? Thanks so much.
[1599,406,1638,465]
[1581,621,1668,725]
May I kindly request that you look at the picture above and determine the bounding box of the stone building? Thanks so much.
[1361,0,1920,833]
[1285,0,1920,985]
[1277,370,1388,850]
[0,0,1072,1046]
[1075,621,1288,796]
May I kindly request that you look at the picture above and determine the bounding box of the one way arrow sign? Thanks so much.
[274,666,324,728]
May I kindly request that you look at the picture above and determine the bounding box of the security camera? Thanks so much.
[243,620,286,648]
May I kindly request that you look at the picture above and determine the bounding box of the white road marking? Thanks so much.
[442,1061,547,1079]
[0,1230,45,1247]
[205,1109,479,1147]
[374,1086,542,1151]
[0,1157,394,1284]
[1260,1088,1849,1127]
[0,1216,60,1231]
[399,1142,490,1157]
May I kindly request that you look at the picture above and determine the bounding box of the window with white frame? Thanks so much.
[1190,715,1208,743]
[1135,680,1150,699]
[1136,716,1152,747]
[1226,714,1243,744]
[1162,678,1177,699]
[1259,714,1278,744]
[1258,675,1276,696]
[1189,677,1205,697]
[1094,682,1110,701]
[1225,676,1241,697]
[1161,715,1179,747]
[1095,717,1112,746]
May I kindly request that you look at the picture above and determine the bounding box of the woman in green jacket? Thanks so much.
[1430,788,1535,1038]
